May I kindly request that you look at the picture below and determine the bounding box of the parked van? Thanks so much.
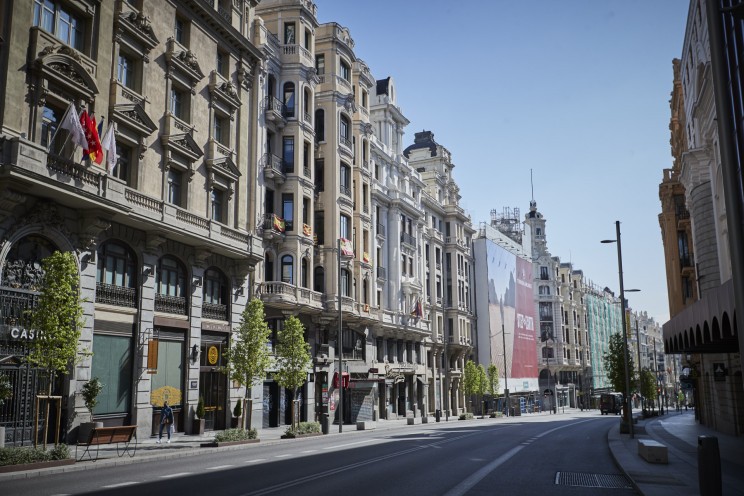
[600,393,623,415]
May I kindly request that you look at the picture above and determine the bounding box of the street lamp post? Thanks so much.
[602,221,635,439]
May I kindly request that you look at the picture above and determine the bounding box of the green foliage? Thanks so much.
[233,399,242,418]
[0,374,12,407]
[223,298,272,396]
[274,316,311,395]
[486,364,499,397]
[603,333,634,395]
[0,444,70,466]
[640,369,657,404]
[284,421,321,438]
[27,251,87,383]
[476,364,487,398]
[81,377,103,415]
[458,412,474,420]
[463,360,478,399]
[213,428,257,442]
[196,396,205,419]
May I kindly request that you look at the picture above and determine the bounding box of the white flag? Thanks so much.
[100,122,118,174]
[59,102,87,149]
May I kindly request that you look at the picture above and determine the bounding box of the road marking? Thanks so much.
[275,454,291,458]
[301,450,317,453]
[161,472,191,478]
[442,419,594,496]
[206,465,235,470]
[322,439,375,450]
[245,458,266,463]
[102,482,138,489]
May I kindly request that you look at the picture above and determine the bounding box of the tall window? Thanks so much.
[282,136,294,173]
[211,188,224,223]
[304,29,311,50]
[40,105,60,150]
[301,258,309,288]
[167,169,183,206]
[340,163,351,196]
[264,252,274,282]
[34,0,84,51]
[170,88,187,121]
[315,54,325,75]
[340,268,350,296]
[283,82,295,118]
[340,60,350,81]
[204,268,226,305]
[303,141,310,175]
[314,109,325,141]
[118,54,135,90]
[174,16,187,45]
[97,242,136,288]
[113,144,131,183]
[281,255,293,284]
[540,266,549,280]
[216,50,228,77]
[214,114,227,146]
[158,256,185,297]
[284,22,295,44]
[340,115,350,141]
[340,214,351,240]
[282,193,294,232]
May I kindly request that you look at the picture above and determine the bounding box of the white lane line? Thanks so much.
[301,450,317,453]
[206,464,235,470]
[443,419,594,496]
[245,458,266,463]
[275,454,291,458]
[161,472,191,478]
[322,439,375,450]
[102,482,139,489]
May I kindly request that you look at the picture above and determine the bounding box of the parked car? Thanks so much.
[600,393,623,415]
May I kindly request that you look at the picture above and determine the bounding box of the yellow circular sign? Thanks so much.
[207,345,219,365]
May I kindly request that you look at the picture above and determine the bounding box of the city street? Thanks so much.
[4,414,630,496]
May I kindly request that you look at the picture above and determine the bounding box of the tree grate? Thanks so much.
[555,471,633,489]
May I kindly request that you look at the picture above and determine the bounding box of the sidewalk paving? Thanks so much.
[608,409,744,496]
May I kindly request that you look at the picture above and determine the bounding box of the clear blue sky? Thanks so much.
[316,0,689,324]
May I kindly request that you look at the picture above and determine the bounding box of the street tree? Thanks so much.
[486,364,499,399]
[27,251,86,448]
[223,298,272,430]
[603,333,635,398]
[274,315,311,430]
[476,364,487,417]
[463,360,478,413]
[640,369,658,413]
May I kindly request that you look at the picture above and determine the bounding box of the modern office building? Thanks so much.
[584,283,622,395]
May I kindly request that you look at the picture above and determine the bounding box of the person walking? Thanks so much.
[157,401,174,443]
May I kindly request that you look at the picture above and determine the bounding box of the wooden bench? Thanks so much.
[76,425,138,462]
[637,438,668,464]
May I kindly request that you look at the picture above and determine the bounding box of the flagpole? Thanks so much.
[47,102,73,152]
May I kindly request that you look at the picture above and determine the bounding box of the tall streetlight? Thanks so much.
[601,221,635,439]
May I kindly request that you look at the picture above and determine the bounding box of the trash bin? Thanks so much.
[435,409,441,422]
[321,413,329,435]
[698,436,721,496]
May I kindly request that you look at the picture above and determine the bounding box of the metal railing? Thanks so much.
[154,294,187,315]
[400,232,416,247]
[95,283,137,308]
[202,302,228,321]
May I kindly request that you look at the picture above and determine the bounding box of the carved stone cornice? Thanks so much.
[144,231,167,255]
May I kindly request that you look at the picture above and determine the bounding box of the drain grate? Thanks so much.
[556,471,633,489]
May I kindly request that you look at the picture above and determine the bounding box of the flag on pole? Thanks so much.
[80,110,103,165]
[59,102,87,149]
[97,115,105,138]
[100,122,117,174]
[339,238,354,257]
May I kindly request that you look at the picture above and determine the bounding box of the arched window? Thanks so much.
[314,266,324,293]
[283,82,295,118]
[303,88,311,121]
[340,268,350,297]
[315,109,324,141]
[301,257,309,288]
[265,252,274,282]
[281,255,293,284]
[157,256,186,297]
[97,241,136,288]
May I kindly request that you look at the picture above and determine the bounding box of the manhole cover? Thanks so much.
[556,471,633,489]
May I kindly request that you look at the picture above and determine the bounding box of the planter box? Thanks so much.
[199,439,260,448]
[192,418,205,436]
[280,432,322,439]
[0,458,75,473]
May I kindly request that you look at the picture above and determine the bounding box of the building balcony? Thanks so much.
[95,283,137,308]
[258,281,324,312]
[155,294,187,315]
[263,95,287,128]
[400,232,416,248]
[280,43,314,67]
[260,213,286,240]
[261,153,286,183]
[202,301,228,321]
